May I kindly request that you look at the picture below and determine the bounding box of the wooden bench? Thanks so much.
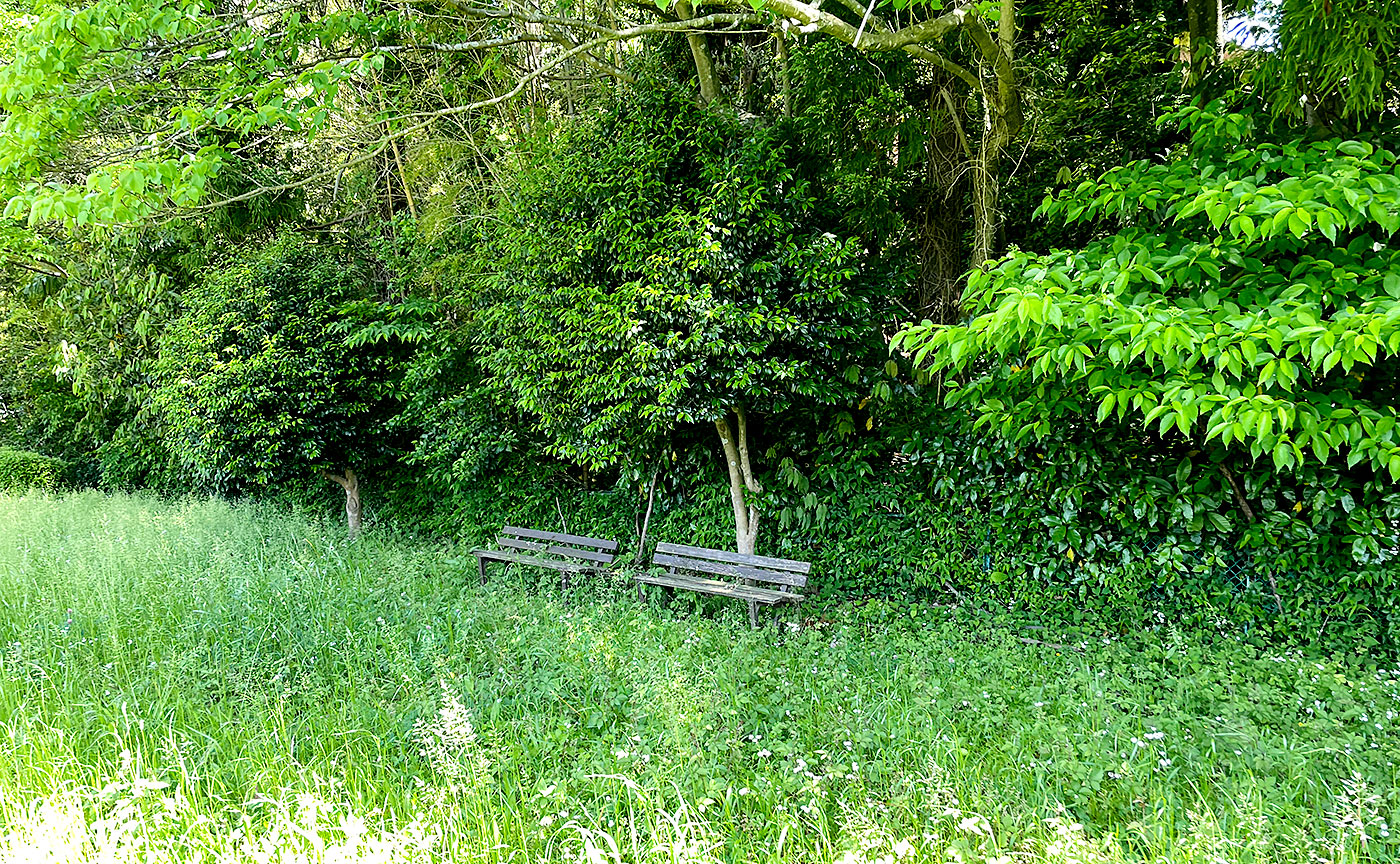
[472,526,619,589]
[637,542,810,627]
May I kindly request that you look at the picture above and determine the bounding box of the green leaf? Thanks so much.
[1096,391,1116,422]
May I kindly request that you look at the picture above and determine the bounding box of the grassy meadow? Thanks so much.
[0,492,1397,863]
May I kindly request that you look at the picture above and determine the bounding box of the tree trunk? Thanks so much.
[676,0,720,103]
[376,89,418,220]
[1184,0,1222,89]
[715,406,761,555]
[322,468,362,538]
[971,138,1001,269]
[777,33,792,118]
[918,77,971,323]
[638,469,660,559]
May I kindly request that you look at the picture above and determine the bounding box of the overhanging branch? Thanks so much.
[187,12,766,213]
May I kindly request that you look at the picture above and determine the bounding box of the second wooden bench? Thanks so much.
[636,542,810,627]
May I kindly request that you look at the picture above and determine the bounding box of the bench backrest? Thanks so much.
[652,542,810,592]
[498,526,618,565]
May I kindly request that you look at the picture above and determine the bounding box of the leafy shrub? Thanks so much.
[0,447,66,492]
[152,230,404,492]
[480,80,890,464]
[894,98,1400,647]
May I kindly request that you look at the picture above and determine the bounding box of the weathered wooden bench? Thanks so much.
[472,526,619,589]
[637,542,810,628]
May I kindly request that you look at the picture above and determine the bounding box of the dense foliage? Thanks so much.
[896,98,1400,637]
[150,233,396,490]
[901,104,1400,480]
[481,85,886,469]
[0,0,1396,641]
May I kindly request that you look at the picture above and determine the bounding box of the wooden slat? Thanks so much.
[653,542,810,574]
[652,552,807,588]
[497,537,547,553]
[635,572,801,605]
[498,537,615,564]
[636,572,758,601]
[473,549,590,572]
[504,526,619,552]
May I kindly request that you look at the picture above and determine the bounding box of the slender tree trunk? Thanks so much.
[971,138,1005,268]
[777,33,792,118]
[676,0,720,103]
[715,406,761,555]
[322,468,362,538]
[970,0,1021,269]
[638,469,660,559]
[377,90,418,220]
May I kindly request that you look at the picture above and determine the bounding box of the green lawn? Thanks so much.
[0,492,1396,863]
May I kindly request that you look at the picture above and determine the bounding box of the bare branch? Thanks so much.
[378,34,549,54]
[762,0,973,52]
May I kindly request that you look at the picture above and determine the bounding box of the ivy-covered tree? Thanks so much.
[152,231,399,535]
[481,87,889,554]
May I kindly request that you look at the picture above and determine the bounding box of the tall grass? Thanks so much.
[0,491,1396,862]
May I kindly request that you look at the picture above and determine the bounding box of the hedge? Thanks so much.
[0,448,66,493]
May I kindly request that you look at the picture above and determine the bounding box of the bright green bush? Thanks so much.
[894,98,1400,646]
[0,447,64,492]
[152,231,400,491]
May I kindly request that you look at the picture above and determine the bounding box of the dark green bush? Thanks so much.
[0,447,66,493]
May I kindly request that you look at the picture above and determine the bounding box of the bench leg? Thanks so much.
[478,556,488,585]
[748,600,758,629]
[636,582,645,603]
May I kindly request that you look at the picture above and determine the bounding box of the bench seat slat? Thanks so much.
[635,572,801,605]
[473,549,591,573]
[505,526,619,552]
[497,537,615,564]
[652,553,806,588]
[653,542,810,574]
